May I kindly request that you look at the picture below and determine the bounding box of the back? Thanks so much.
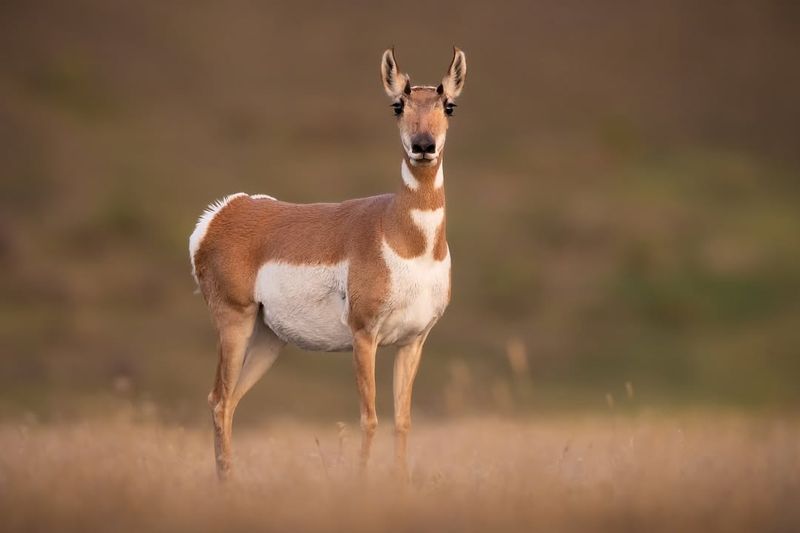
[191,193,392,308]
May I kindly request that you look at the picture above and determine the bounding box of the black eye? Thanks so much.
[444,102,457,116]
[391,101,404,116]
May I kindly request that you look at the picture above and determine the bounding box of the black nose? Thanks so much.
[411,134,436,155]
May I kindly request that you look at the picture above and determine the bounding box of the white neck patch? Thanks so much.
[401,159,419,190]
[433,162,444,188]
[410,207,445,258]
[401,160,444,191]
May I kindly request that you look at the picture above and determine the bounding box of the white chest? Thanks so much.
[376,208,451,345]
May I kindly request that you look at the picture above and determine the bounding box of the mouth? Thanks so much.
[408,154,438,166]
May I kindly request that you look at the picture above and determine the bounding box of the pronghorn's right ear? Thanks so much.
[381,48,410,99]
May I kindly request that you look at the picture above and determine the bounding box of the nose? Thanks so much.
[411,134,436,155]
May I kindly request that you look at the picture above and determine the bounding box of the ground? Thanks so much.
[2,412,797,532]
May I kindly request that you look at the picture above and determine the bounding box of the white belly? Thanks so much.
[254,261,353,351]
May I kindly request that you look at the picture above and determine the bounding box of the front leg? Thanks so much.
[393,331,429,480]
[352,329,378,472]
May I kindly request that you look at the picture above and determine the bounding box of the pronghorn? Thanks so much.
[189,47,466,480]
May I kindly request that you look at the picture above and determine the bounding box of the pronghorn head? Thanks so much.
[381,47,467,168]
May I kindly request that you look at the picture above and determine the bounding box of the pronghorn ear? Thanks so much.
[440,47,467,99]
[381,48,410,99]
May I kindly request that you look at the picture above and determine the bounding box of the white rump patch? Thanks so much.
[189,193,246,281]
[254,261,353,352]
[188,192,277,283]
[378,207,450,345]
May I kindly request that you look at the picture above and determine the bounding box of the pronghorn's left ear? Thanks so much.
[439,47,467,99]
[381,48,411,99]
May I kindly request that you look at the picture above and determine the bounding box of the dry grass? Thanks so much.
[1,412,798,532]
[3,1,800,416]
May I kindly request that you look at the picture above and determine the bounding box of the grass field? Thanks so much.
[2,412,798,532]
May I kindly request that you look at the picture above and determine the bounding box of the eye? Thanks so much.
[391,101,404,116]
[444,102,457,116]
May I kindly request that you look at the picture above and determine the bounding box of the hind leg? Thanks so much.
[231,318,284,412]
[208,302,258,480]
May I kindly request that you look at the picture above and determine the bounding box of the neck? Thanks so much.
[383,156,448,260]
[397,157,445,210]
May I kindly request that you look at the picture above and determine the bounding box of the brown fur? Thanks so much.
[193,157,446,330]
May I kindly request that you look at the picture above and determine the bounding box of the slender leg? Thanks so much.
[352,329,378,473]
[208,303,257,481]
[231,319,284,411]
[393,332,428,480]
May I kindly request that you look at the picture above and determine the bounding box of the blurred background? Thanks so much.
[1,0,798,423]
